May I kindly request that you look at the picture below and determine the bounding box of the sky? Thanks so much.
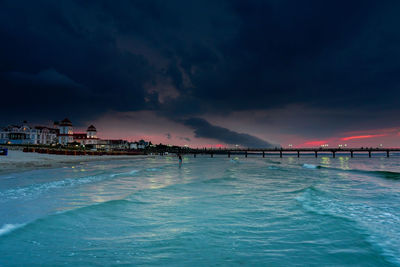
[1,0,400,148]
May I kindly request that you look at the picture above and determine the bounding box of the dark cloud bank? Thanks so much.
[184,118,274,148]
[1,0,400,145]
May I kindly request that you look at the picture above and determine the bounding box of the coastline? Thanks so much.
[0,150,148,175]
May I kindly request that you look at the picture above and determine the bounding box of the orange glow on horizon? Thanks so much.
[341,134,386,141]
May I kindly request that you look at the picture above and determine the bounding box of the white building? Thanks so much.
[73,125,99,146]
[129,139,150,150]
[0,121,58,145]
[58,118,74,145]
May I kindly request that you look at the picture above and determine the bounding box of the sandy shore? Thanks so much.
[0,150,146,175]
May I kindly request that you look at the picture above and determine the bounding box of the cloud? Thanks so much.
[341,134,386,141]
[4,69,85,89]
[183,118,275,148]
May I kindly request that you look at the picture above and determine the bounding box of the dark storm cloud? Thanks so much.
[184,118,274,148]
[4,69,85,89]
[1,0,400,137]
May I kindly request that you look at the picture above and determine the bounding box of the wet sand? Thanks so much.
[0,150,145,175]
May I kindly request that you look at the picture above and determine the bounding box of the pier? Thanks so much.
[160,147,400,158]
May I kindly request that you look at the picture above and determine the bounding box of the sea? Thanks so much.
[0,154,400,266]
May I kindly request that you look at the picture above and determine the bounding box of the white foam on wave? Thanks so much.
[296,187,400,265]
[146,168,160,172]
[110,169,139,177]
[0,173,110,202]
[0,223,25,236]
[302,164,319,169]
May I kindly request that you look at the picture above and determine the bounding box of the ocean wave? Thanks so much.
[146,168,161,172]
[0,197,141,239]
[309,165,400,181]
[0,173,110,202]
[265,159,281,164]
[0,223,25,237]
[298,163,400,181]
[289,185,320,194]
[202,176,238,184]
[351,170,400,180]
[268,166,279,170]
[296,187,400,265]
[302,164,321,169]
[109,169,139,177]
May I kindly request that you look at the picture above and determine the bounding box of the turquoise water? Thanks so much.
[1,155,400,266]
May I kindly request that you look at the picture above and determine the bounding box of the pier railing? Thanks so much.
[158,147,400,158]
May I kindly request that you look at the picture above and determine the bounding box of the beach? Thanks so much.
[0,150,144,175]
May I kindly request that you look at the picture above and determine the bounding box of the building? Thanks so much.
[0,118,148,151]
[34,126,59,145]
[73,125,99,146]
[96,139,129,151]
[129,139,150,150]
[0,121,58,145]
[58,118,73,145]
[55,118,99,146]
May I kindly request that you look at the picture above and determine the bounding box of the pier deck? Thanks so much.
[161,148,400,158]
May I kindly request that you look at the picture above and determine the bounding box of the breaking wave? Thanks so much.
[0,224,25,237]
[0,172,114,202]
[299,163,400,181]
[109,169,139,177]
[296,186,400,265]
[302,164,321,169]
